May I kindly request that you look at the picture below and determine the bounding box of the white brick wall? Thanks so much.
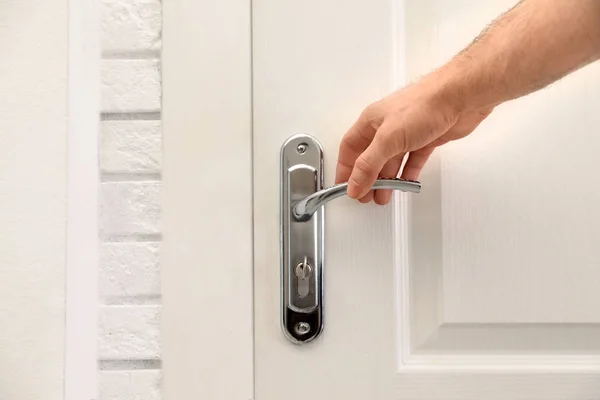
[101,121,162,174]
[100,182,161,236]
[99,371,162,400]
[100,0,163,398]
[99,306,161,360]
[102,0,162,53]
[101,60,161,113]
[100,242,160,298]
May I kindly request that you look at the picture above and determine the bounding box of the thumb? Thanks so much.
[347,125,398,199]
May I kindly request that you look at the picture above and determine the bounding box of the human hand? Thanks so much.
[335,78,494,205]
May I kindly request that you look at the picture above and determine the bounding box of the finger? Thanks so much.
[400,145,436,181]
[374,153,406,205]
[335,110,378,185]
[347,120,399,199]
[358,190,374,204]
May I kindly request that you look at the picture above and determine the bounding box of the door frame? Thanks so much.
[161,0,254,399]
[65,0,101,399]
[64,0,101,400]
[66,0,255,398]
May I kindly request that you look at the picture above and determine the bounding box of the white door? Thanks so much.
[162,0,600,399]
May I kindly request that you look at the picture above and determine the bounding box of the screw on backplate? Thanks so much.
[295,322,311,336]
[297,143,308,154]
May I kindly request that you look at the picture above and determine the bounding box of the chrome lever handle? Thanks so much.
[280,134,421,344]
[292,178,421,222]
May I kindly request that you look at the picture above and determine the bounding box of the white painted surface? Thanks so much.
[101,121,162,174]
[399,0,600,328]
[66,0,101,398]
[403,1,600,362]
[99,0,164,398]
[439,68,600,324]
[253,0,400,397]
[160,0,600,398]
[99,371,162,400]
[100,182,161,237]
[99,306,161,360]
[252,0,600,398]
[0,0,68,398]
[0,0,165,398]
[102,0,162,54]
[101,59,161,113]
[161,0,254,398]
[100,242,161,298]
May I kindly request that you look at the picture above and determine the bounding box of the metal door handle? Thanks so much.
[293,178,421,222]
[280,134,421,344]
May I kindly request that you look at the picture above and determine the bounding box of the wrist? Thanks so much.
[427,62,485,115]
[416,67,469,124]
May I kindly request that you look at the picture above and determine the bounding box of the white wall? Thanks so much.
[0,0,67,398]
[99,0,163,398]
[0,1,164,398]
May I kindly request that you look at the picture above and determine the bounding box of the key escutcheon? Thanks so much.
[295,258,313,298]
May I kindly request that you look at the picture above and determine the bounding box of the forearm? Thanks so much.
[434,0,600,113]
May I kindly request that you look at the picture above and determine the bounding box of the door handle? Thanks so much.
[280,134,421,344]
[293,179,421,222]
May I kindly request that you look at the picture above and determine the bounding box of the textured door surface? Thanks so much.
[253,0,600,398]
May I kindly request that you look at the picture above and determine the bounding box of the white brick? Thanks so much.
[102,60,161,113]
[99,370,162,400]
[100,242,160,298]
[100,182,161,236]
[102,0,162,53]
[99,306,161,360]
[101,121,162,174]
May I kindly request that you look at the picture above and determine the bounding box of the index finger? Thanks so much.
[335,113,377,185]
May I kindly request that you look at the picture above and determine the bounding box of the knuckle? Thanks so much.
[354,155,375,175]
[362,103,378,119]
[381,124,408,154]
[361,102,384,125]
[339,134,361,154]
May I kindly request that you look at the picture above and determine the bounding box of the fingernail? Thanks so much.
[347,178,361,198]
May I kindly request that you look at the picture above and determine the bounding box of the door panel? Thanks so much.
[406,0,600,361]
[254,0,600,398]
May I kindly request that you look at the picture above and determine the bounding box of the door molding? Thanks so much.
[65,0,101,398]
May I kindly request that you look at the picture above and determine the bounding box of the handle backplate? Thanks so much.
[280,134,324,344]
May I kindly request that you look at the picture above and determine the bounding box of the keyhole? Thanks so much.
[295,259,313,298]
